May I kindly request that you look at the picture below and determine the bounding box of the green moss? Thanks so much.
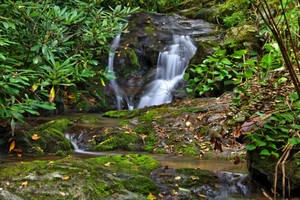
[78,115,101,123]
[93,132,141,151]
[175,144,200,156]
[36,119,72,133]
[139,110,158,123]
[122,176,158,195]
[176,168,218,188]
[119,119,130,127]
[75,100,90,111]
[0,155,159,199]
[86,154,159,175]
[15,119,73,156]
[125,49,140,70]
[134,125,153,134]
[144,132,158,152]
[103,110,140,118]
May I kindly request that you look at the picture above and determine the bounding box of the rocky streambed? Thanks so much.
[0,95,269,199]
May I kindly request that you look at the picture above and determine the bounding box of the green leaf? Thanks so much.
[260,149,271,156]
[271,151,279,158]
[277,77,288,84]
[231,49,247,59]
[202,85,212,91]
[256,139,267,147]
[207,78,214,84]
[266,135,276,141]
[268,143,278,150]
[246,143,256,150]
[244,69,253,78]
[220,58,232,65]
[288,137,300,145]
[0,53,5,60]
[186,88,193,93]
[33,56,40,64]
[290,92,299,101]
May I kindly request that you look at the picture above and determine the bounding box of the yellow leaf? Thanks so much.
[147,192,156,200]
[21,181,28,187]
[104,162,114,167]
[62,176,70,181]
[198,194,207,198]
[49,86,55,103]
[31,134,40,141]
[31,84,38,92]
[17,154,22,157]
[100,78,106,86]
[9,140,15,153]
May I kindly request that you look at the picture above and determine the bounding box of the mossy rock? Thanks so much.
[15,119,73,156]
[175,144,200,156]
[0,154,159,199]
[176,168,219,188]
[86,154,159,175]
[92,131,142,151]
[103,110,141,119]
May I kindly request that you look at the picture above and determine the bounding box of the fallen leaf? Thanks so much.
[198,194,206,198]
[9,140,15,153]
[17,154,22,157]
[175,176,181,180]
[233,155,241,165]
[185,121,191,127]
[21,181,28,187]
[31,134,40,141]
[60,192,67,196]
[104,162,115,167]
[147,192,156,200]
[62,176,70,181]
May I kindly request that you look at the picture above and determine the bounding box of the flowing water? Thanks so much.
[108,35,133,110]
[137,35,197,108]
[108,34,196,109]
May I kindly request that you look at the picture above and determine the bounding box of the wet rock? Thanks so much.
[105,11,218,107]
[14,119,74,156]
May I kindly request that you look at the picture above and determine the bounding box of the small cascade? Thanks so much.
[137,35,197,108]
[108,35,132,110]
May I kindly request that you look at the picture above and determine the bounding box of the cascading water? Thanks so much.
[108,35,133,110]
[137,35,197,108]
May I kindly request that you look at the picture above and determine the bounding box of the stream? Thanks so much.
[0,113,268,199]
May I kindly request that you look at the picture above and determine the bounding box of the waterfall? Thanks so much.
[137,35,197,108]
[108,35,133,110]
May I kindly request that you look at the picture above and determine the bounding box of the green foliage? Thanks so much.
[0,0,138,133]
[184,47,256,96]
[215,0,252,28]
[245,92,300,158]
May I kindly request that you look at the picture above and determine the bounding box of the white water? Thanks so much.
[108,35,196,109]
[137,35,197,108]
[108,35,133,110]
